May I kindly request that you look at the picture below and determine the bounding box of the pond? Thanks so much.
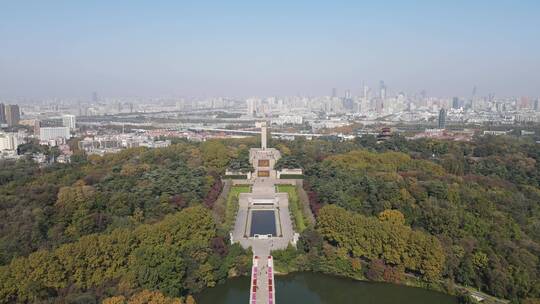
[250,210,276,236]
[196,272,458,304]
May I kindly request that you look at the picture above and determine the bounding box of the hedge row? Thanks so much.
[279,174,304,179]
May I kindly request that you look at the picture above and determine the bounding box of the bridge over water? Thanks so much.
[250,255,275,304]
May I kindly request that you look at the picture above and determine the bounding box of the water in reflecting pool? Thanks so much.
[250,209,276,236]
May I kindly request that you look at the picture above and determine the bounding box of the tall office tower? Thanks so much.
[519,96,530,109]
[375,98,383,113]
[92,92,99,103]
[62,114,77,131]
[5,105,20,126]
[452,97,460,109]
[0,103,5,124]
[438,108,447,129]
[362,84,369,99]
[343,98,354,111]
[246,99,256,116]
[534,99,539,111]
[361,85,369,112]
[470,86,477,109]
[345,89,351,99]
[331,88,337,98]
[379,81,387,100]
[355,100,362,113]
[34,120,41,135]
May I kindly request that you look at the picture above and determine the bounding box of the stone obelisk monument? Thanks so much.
[260,122,267,150]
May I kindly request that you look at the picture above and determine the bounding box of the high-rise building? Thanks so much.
[438,108,447,129]
[534,99,539,111]
[92,92,99,102]
[5,105,20,126]
[362,85,369,99]
[246,99,256,117]
[34,120,41,135]
[0,103,5,124]
[379,81,387,100]
[452,97,460,109]
[345,89,351,99]
[62,114,77,131]
[375,98,384,113]
[39,127,70,141]
[331,88,337,98]
[0,132,21,151]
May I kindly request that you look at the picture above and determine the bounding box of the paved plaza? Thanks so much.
[231,122,298,304]
[232,178,296,256]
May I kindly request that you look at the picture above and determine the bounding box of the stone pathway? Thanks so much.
[232,177,294,304]
[232,179,295,254]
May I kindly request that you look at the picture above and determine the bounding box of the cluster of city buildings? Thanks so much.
[0,103,21,127]
[1,85,539,161]
[244,86,540,126]
[10,85,540,129]
[78,133,170,156]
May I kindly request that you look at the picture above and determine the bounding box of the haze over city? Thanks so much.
[2,1,540,304]
[1,0,539,99]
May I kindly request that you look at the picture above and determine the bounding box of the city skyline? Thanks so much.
[1,1,539,98]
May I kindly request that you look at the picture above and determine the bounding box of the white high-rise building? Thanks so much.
[0,132,21,151]
[362,85,369,99]
[246,99,256,117]
[62,114,76,130]
[40,127,70,141]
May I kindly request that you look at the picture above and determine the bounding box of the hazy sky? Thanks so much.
[1,0,539,99]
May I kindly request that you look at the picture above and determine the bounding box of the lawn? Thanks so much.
[225,185,251,230]
[276,184,307,232]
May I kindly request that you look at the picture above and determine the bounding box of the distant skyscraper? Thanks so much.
[62,114,76,131]
[92,92,99,102]
[452,97,460,109]
[5,105,20,126]
[331,88,337,98]
[470,86,477,109]
[362,85,369,99]
[534,99,539,111]
[519,96,530,109]
[246,99,256,117]
[0,103,5,124]
[33,120,41,135]
[345,89,351,99]
[375,98,383,113]
[438,108,447,129]
[379,81,386,100]
[355,100,362,113]
[343,98,354,111]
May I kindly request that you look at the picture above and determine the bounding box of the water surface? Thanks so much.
[196,272,458,304]
[250,210,276,236]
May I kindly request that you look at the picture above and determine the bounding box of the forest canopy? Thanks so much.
[0,135,539,303]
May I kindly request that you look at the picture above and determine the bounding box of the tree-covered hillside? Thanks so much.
[0,140,253,303]
[278,135,539,302]
[0,134,539,303]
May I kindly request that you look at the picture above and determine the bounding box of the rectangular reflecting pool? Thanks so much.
[250,210,276,237]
